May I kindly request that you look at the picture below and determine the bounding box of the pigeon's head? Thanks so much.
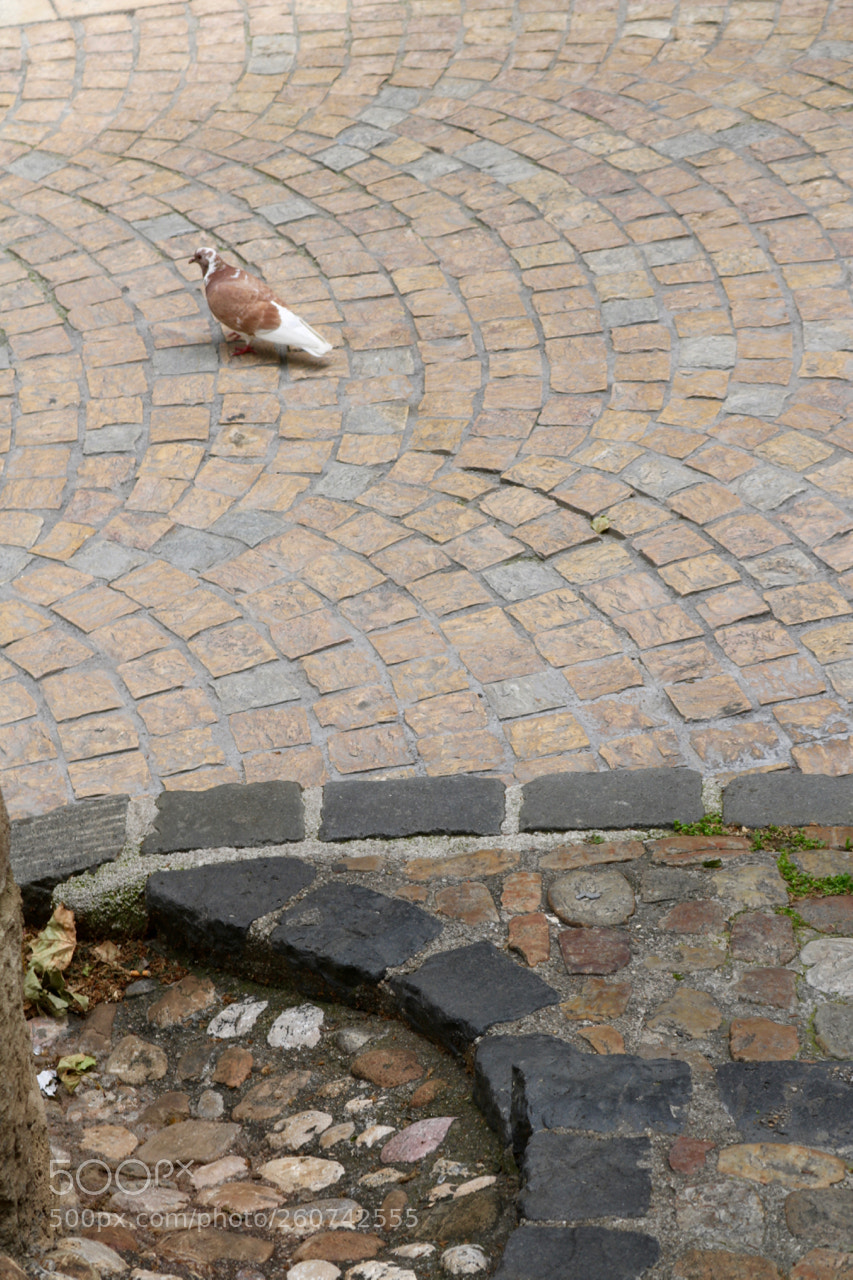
[189,247,223,275]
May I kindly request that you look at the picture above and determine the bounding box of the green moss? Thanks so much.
[776,848,853,899]
[672,812,727,837]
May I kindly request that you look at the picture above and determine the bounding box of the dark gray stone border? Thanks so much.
[9,771,852,879]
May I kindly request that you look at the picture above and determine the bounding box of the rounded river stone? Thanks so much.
[549,868,635,927]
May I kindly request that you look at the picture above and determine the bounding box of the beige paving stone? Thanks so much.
[1,0,851,810]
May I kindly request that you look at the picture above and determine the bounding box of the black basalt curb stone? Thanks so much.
[520,1132,652,1221]
[492,1225,660,1280]
[10,795,129,923]
[519,768,703,830]
[318,776,505,840]
[474,1034,691,1149]
[388,943,560,1056]
[146,857,315,961]
[270,881,444,991]
[141,781,304,853]
[717,1061,853,1155]
[722,772,853,827]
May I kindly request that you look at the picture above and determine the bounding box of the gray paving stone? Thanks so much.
[654,131,714,157]
[343,403,409,433]
[256,198,317,224]
[313,144,368,171]
[679,336,737,368]
[482,561,565,601]
[492,1226,659,1280]
[8,151,65,179]
[336,123,395,149]
[473,1034,691,1147]
[724,385,788,416]
[349,348,415,377]
[743,548,820,587]
[641,237,699,266]
[601,298,658,326]
[0,547,31,583]
[69,540,146,580]
[515,1039,690,1152]
[722,773,853,827]
[152,529,241,572]
[270,881,443,993]
[319,778,505,840]
[213,662,301,713]
[484,670,571,720]
[314,463,380,499]
[785,1188,853,1246]
[731,465,806,511]
[405,154,464,180]
[715,122,781,147]
[359,106,409,128]
[146,856,315,963]
[389,944,560,1056]
[814,1003,853,1058]
[624,456,696,499]
[374,86,420,108]
[520,1132,652,1221]
[520,768,703,831]
[210,510,286,546]
[11,796,129,922]
[141,782,304,854]
[132,212,196,239]
[717,1061,853,1155]
[152,345,219,374]
[584,247,644,275]
[82,424,143,454]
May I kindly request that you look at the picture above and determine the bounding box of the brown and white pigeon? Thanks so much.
[189,247,332,358]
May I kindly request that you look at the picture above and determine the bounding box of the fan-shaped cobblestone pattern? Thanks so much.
[1,0,852,818]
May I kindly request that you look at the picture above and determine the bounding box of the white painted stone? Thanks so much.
[320,1122,356,1149]
[356,1125,395,1148]
[358,1168,407,1186]
[207,999,268,1039]
[287,1264,342,1280]
[454,1175,496,1198]
[344,1265,416,1280]
[268,1004,325,1049]
[441,1245,489,1275]
[131,1271,184,1280]
[344,1096,374,1115]
[801,938,853,997]
[191,1156,249,1189]
[391,1245,435,1259]
[271,1110,333,1150]
[258,1156,344,1195]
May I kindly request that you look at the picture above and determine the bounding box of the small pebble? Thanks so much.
[441,1245,489,1275]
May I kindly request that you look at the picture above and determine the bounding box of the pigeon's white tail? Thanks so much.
[258,303,333,357]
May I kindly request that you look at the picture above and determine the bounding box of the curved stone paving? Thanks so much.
[1,0,853,818]
[19,806,853,1279]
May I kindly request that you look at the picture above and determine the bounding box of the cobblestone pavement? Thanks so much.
[1,0,853,819]
[18,824,853,1280]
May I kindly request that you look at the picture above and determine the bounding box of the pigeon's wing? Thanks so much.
[255,303,332,357]
[204,267,282,335]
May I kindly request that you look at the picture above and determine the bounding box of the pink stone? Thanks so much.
[380,1117,455,1164]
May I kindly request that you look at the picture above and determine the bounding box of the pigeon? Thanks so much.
[189,247,333,358]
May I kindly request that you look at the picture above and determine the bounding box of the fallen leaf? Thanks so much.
[57,1054,97,1092]
[29,904,77,973]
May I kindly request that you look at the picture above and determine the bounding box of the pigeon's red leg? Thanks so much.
[225,331,241,341]
[231,343,255,356]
